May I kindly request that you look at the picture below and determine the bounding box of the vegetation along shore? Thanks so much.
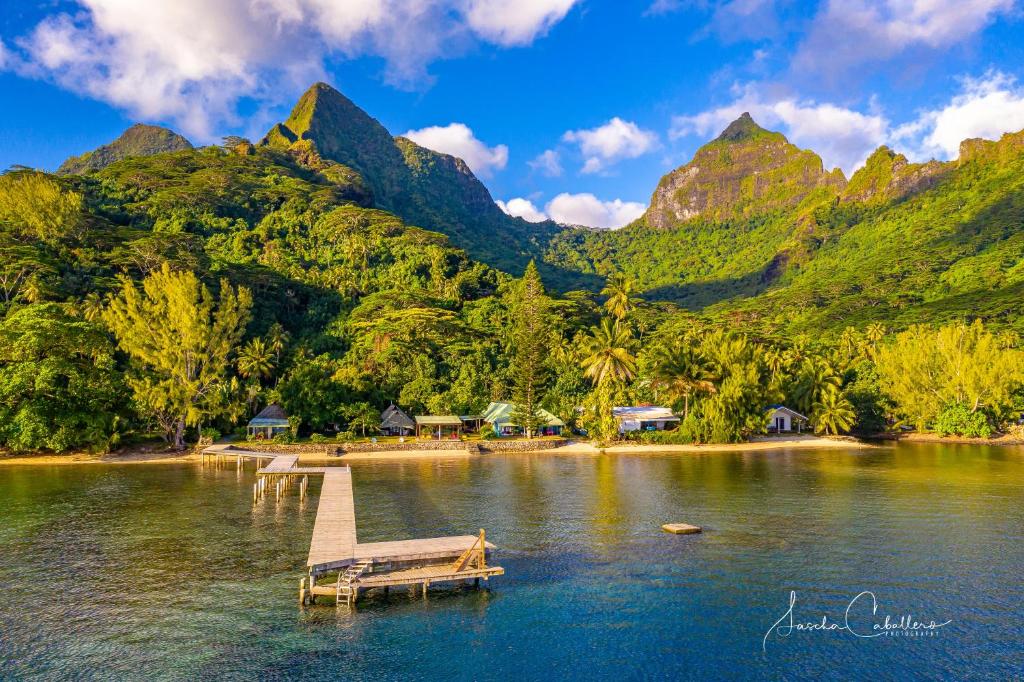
[4,84,1024,459]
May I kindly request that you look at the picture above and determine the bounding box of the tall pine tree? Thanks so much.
[510,261,549,438]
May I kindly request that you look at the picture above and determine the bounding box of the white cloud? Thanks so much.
[895,71,1024,160]
[3,0,577,140]
[465,0,578,46]
[794,0,1016,79]
[498,192,646,228]
[528,149,562,176]
[496,197,548,222]
[403,122,508,177]
[644,0,682,16]
[670,86,889,173]
[545,193,646,229]
[562,117,659,173]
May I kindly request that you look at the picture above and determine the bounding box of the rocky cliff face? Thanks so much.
[644,113,847,228]
[842,146,947,204]
[58,124,193,174]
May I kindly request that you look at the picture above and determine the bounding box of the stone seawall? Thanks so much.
[479,439,568,452]
[229,438,569,455]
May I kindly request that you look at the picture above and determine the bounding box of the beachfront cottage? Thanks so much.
[415,415,463,440]
[613,406,680,434]
[380,404,415,436]
[766,405,808,433]
[481,401,565,437]
[247,404,290,440]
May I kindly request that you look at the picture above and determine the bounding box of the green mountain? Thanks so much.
[261,83,570,279]
[646,112,846,228]
[546,115,1024,334]
[58,124,193,174]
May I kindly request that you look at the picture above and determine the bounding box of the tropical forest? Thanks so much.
[3,82,1024,454]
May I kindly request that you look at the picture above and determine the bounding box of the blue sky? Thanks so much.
[2,1,1024,228]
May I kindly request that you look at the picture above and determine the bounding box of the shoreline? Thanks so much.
[1,435,871,467]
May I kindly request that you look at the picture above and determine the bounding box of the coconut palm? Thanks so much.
[813,387,856,435]
[651,341,716,419]
[600,272,640,321]
[237,337,275,381]
[581,318,637,386]
[81,291,105,321]
[792,356,841,417]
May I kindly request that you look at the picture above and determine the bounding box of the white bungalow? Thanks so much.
[613,406,680,434]
[766,405,808,433]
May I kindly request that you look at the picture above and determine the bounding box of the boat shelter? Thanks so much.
[380,404,415,436]
[247,404,290,440]
[415,415,463,440]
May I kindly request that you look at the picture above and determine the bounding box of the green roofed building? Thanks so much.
[247,404,290,440]
[414,415,463,440]
[481,401,565,437]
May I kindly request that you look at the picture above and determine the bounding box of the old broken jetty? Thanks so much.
[202,446,504,606]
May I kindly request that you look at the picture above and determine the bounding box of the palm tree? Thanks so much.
[581,318,637,386]
[600,272,639,321]
[813,388,856,435]
[81,291,105,322]
[863,322,887,360]
[237,338,275,381]
[266,323,290,362]
[793,356,841,417]
[651,341,716,419]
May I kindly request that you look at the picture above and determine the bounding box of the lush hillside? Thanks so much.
[260,83,584,283]
[58,124,193,174]
[547,115,1024,335]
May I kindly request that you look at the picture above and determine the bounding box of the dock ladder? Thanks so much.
[336,561,371,606]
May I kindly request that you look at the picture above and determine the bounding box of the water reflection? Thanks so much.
[0,443,1021,679]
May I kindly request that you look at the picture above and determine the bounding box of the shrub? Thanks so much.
[335,430,356,443]
[933,404,992,438]
[638,427,696,445]
[272,432,294,444]
[479,424,497,440]
[198,427,220,445]
[309,433,328,443]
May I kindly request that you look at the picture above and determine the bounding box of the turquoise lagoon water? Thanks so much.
[0,443,1021,680]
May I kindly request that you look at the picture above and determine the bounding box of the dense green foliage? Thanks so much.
[5,88,1024,453]
[546,126,1024,338]
[0,305,126,452]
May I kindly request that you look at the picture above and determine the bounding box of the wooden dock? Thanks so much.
[306,468,357,573]
[203,445,504,606]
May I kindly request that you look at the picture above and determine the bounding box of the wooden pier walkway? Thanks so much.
[306,468,358,573]
[202,445,504,606]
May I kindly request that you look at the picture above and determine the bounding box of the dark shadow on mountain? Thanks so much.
[642,258,783,310]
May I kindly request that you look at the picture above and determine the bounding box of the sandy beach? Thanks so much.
[0,435,878,467]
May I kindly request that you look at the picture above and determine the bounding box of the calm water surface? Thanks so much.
[0,443,1021,680]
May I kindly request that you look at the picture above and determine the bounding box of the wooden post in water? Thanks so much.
[299,578,306,605]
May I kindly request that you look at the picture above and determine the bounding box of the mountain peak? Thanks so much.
[715,112,771,143]
[842,144,947,204]
[645,114,843,228]
[58,123,192,174]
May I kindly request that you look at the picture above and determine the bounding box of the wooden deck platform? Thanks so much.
[311,564,504,598]
[203,446,505,606]
[353,536,496,564]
